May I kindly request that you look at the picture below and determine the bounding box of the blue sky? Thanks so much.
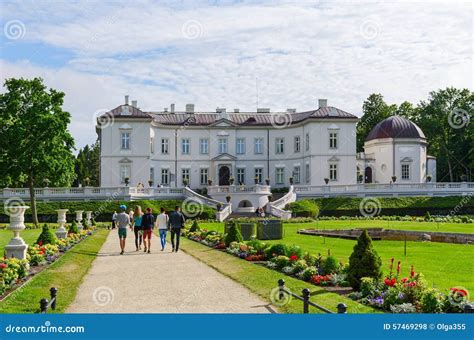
[0,0,472,149]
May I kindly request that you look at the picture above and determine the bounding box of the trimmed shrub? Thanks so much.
[347,230,382,290]
[322,255,339,275]
[287,200,319,218]
[68,221,79,234]
[36,224,57,245]
[189,220,199,232]
[421,289,443,313]
[224,222,243,246]
[424,211,431,221]
[264,243,288,259]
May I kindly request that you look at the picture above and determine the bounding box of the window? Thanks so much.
[182,168,190,185]
[254,168,263,183]
[199,138,209,154]
[305,164,310,183]
[182,138,190,154]
[254,138,263,154]
[276,167,284,184]
[218,138,228,154]
[305,133,310,151]
[329,164,338,181]
[161,169,169,185]
[329,132,338,149]
[401,164,410,180]
[293,166,301,184]
[294,136,300,153]
[150,137,154,154]
[200,168,208,185]
[237,168,245,185]
[150,167,154,182]
[121,132,130,150]
[120,165,130,184]
[236,138,245,154]
[161,138,169,154]
[276,138,284,154]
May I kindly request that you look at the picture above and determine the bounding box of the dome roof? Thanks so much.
[365,116,425,142]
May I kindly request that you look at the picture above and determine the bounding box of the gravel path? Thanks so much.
[67,229,274,313]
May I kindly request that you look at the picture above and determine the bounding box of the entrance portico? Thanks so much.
[211,153,236,186]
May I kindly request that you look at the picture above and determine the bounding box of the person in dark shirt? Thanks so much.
[168,206,185,252]
[141,207,155,254]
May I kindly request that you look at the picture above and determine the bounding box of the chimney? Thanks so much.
[216,107,226,113]
[318,99,328,108]
[234,108,240,113]
[131,100,138,108]
[287,108,296,113]
[185,104,195,114]
[164,108,168,113]
[257,108,270,113]
[125,95,129,105]
[170,103,175,113]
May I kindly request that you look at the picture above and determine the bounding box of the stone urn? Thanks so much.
[55,209,69,239]
[5,206,29,259]
[76,210,84,231]
[85,211,93,225]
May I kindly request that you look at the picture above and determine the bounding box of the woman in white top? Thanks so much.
[156,207,169,251]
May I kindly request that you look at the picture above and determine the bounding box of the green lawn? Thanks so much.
[0,229,109,313]
[180,237,378,314]
[198,221,474,293]
[0,229,43,254]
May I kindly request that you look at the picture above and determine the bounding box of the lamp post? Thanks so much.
[55,209,68,239]
[76,210,84,231]
[5,205,29,259]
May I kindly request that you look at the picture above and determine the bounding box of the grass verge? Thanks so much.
[0,229,109,313]
[180,237,378,314]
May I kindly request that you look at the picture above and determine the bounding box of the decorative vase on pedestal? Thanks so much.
[85,211,92,226]
[76,210,84,231]
[5,206,29,259]
[55,209,68,239]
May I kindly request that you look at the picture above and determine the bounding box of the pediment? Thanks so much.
[210,118,238,127]
[119,157,133,163]
[400,157,413,163]
[211,153,237,161]
[328,156,340,162]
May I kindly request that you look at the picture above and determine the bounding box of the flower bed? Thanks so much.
[347,258,470,313]
[0,227,97,298]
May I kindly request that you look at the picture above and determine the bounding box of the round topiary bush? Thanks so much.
[36,224,57,245]
[347,229,382,290]
[264,243,289,259]
[322,255,339,275]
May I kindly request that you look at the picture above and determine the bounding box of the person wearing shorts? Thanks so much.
[116,205,130,255]
[141,207,155,253]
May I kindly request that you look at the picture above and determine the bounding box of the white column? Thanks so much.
[5,206,29,259]
[55,209,68,239]
[75,210,84,231]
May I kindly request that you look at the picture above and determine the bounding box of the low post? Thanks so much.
[278,279,285,301]
[337,303,347,314]
[50,287,57,310]
[40,298,48,313]
[302,288,310,314]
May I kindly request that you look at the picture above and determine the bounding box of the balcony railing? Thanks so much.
[207,184,271,195]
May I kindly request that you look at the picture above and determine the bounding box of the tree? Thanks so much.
[224,221,243,246]
[413,88,473,182]
[0,78,75,225]
[356,94,397,152]
[347,229,382,290]
[74,141,100,187]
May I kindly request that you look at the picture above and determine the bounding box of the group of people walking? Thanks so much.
[112,205,186,255]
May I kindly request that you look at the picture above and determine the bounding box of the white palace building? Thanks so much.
[98,96,436,189]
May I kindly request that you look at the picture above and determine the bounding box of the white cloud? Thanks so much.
[0,0,472,149]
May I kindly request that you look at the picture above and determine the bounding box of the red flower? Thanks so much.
[38,240,43,246]
[410,265,415,278]
[396,261,401,277]
[401,277,408,283]
[408,281,417,287]
[289,255,298,261]
[0,263,7,269]
[384,277,397,287]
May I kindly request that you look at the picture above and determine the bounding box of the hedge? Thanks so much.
[0,199,215,223]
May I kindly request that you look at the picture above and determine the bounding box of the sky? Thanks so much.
[0,0,472,150]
